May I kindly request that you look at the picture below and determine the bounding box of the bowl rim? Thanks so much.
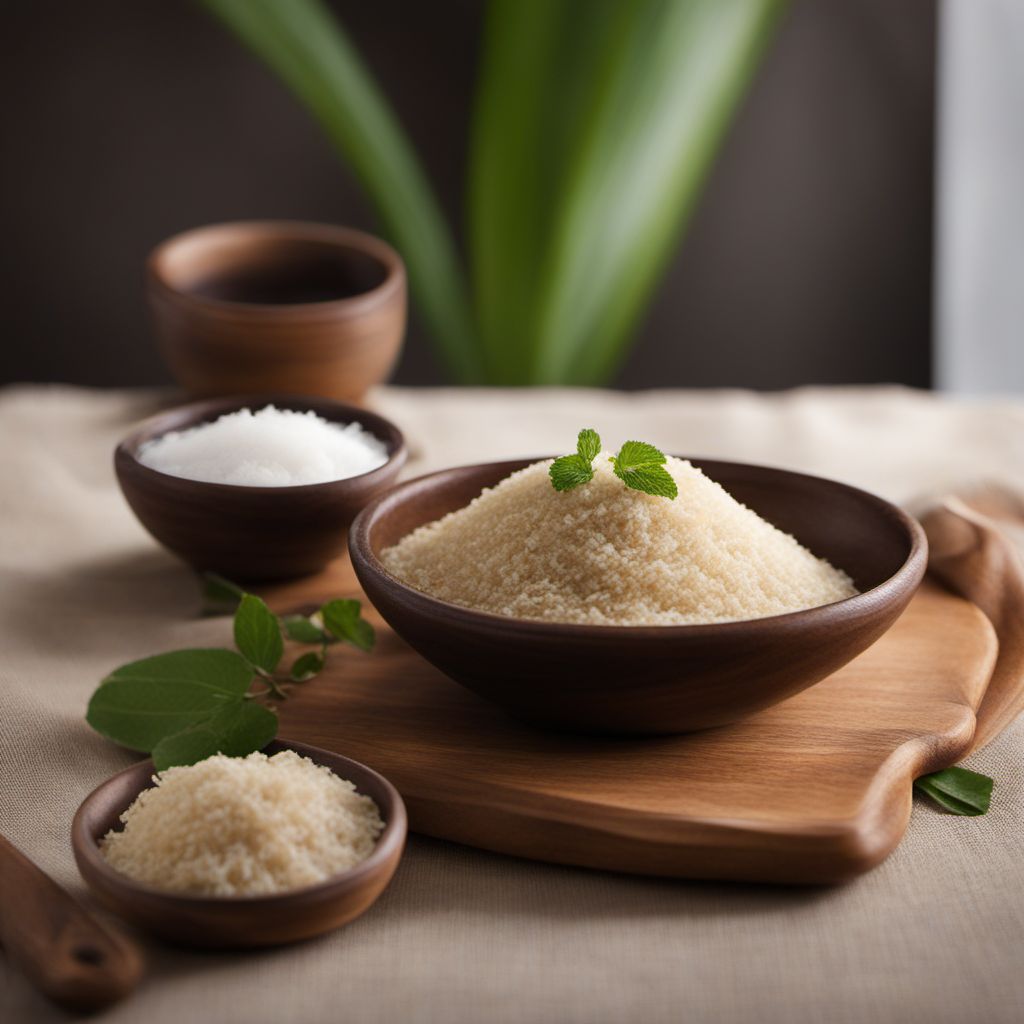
[114,393,407,496]
[147,220,406,321]
[71,738,408,908]
[349,456,929,639]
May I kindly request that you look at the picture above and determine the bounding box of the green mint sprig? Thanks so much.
[86,574,375,771]
[549,429,677,499]
[609,440,678,499]
[549,428,601,492]
[914,765,994,816]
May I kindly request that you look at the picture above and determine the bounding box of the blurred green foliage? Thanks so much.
[202,0,785,384]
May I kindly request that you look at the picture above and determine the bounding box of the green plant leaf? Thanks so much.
[468,0,786,384]
[290,651,325,682]
[549,454,594,492]
[234,594,284,673]
[87,649,254,752]
[612,440,667,471]
[576,428,601,462]
[609,440,677,499]
[617,465,678,499]
[199,0,480,381]
[282,614,328,644]
[914,766,994,816]
[151,702,278,771]
[321,599,375,652]
[199,572,246,616]
[468,0,624,381]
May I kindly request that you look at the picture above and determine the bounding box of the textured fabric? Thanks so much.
[0,384,1022,1024]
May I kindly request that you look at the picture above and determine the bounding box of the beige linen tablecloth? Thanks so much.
[1,384,1023,1024]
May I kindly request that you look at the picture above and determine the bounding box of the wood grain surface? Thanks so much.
[268,563,997,884]
[147,221,406,404]
[72,741,407,949]
[347,457,927,734]
[0,835,143,1010]
[114,395,406,582]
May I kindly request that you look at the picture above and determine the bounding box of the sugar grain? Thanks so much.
[381,456,857,625]
[138,405,388,486]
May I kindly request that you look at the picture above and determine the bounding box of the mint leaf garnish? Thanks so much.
[612,440,665,469]
[618,464,678,499]
[234,594,284,674]
[86,576,375,768]
[549,428,601,492]
[322,598,375,652]
[549,455,594,492]
[610,440,677,500]
[914,766,994,816]
[577,428,601,463]
[549,430,677,499]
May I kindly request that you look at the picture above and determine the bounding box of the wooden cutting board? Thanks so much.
[267,564,997,885]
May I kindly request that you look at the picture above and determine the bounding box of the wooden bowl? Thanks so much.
[349,458,928,735]
[147,221,406,404]
[71,740,406,949]
[115,394,406,581]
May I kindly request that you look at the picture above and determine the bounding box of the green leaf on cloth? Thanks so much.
[914,766,994,816]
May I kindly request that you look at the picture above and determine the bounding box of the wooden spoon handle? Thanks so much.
[0,834,143,1011]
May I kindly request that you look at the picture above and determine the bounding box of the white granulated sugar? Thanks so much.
[100,750,384,896]
[138,405,388,486]
[382,455,858,626]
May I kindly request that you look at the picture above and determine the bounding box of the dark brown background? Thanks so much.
[0,0,935,389]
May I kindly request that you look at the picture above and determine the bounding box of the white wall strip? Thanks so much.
[936,0,1024,393]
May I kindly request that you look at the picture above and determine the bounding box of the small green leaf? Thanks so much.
[291,651,325,682]
[87,649,254,752]
[199,572,246,616]
[321,599,375,652]
[151,702,278,770]
[617,464,679,500]
[151,726,223,772]
[282,614,328,644]
[609,439,676,499]
[549,454,594,492]
[613,440,666,471]
[914,766,994,816]
[576,428,601,463]
[234,594,284,673]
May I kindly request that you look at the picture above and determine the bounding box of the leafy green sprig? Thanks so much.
[549,429,678,499]
[914,766,993,816]
[549,428,601,492]
[86,574,375,771]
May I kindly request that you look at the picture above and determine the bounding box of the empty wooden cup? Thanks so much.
[148,221,406,404]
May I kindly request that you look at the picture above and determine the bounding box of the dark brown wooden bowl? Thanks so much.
[115,394,406,581]
[71,740,406,949]
[349,458,928,735]
[147,221,407,404]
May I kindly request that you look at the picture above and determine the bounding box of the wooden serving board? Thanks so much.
[267,564,997,884]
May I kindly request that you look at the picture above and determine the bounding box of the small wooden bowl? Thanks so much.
[349,458,928,735]
[71,740,406,949]
[115,394,406,581]
[147,221,406,404]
